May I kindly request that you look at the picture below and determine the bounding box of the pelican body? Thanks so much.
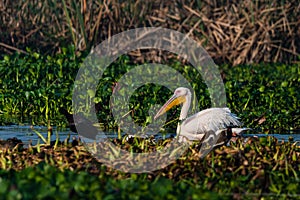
[154,87,243,142]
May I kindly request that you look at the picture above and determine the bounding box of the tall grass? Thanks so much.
[0,0,299,64]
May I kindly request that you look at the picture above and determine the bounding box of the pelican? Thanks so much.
[154,87,244,143]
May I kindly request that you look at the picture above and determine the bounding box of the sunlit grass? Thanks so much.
[0,134,299,198]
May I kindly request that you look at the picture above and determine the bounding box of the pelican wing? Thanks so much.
[181,107,242,135]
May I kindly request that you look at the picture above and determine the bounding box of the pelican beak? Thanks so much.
[154,94,186,120]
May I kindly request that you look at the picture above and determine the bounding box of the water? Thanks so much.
[251,133,300,143]
[0,125,77,145]
[0,124,300,146]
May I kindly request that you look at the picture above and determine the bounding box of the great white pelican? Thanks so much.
[154,87,246,143]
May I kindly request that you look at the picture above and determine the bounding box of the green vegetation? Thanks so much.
[0,51,299,198]
[0,163,221,200]
[0,135,299,199]
[0,47,81,125]
[0,51,299,132]
[1,1,299,199]
[223,64,300,131]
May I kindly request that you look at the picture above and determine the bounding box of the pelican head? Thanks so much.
[154,87,191,120]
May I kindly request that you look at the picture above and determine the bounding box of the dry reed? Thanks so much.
[0,0,299,65]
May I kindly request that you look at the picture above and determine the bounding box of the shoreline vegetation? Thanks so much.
[0,52,299,131]
[0,134,299,199]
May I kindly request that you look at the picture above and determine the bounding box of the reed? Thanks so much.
[0,0,299,64]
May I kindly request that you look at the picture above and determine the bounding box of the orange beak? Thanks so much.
[154,94,186,120]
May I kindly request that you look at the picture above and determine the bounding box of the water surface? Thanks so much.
[0,124,300,146]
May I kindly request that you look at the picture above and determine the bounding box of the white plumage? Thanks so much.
[154,87,243,142]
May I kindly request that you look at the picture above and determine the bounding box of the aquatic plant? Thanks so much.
[0,136,299,198]
[1,52,299,132]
